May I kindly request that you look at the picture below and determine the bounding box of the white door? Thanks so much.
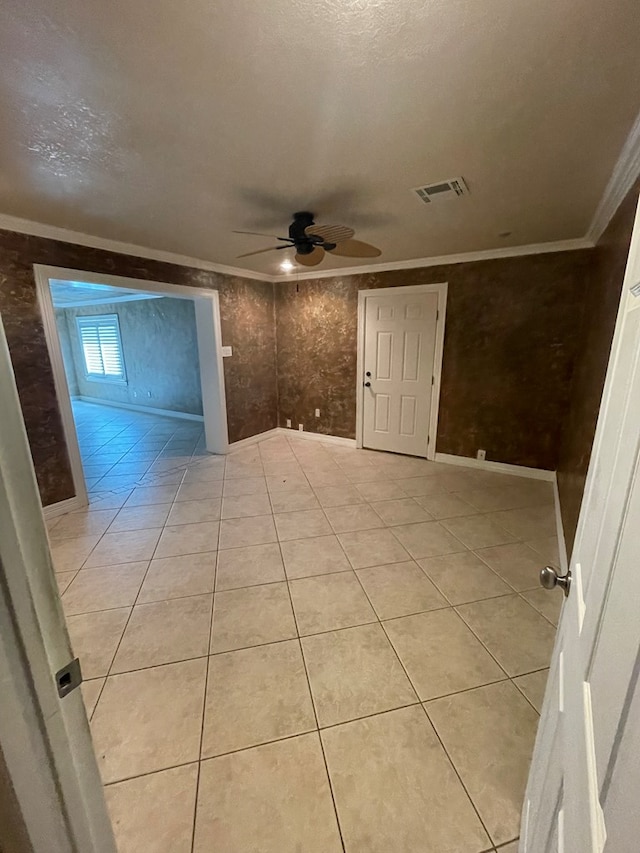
[523,196,640,853]
[361,288,440,457]
[0,315,116,852]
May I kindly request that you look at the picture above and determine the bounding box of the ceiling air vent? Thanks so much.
[412,177,468,204]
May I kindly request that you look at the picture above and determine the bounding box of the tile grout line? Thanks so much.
[67,507,552,665]
[511,678,545,716]
[72,442,552,690]
[101,465,190,682]
[452,601,542,684]
[268,446,502,846]
[190,452,225,853]
[265,438,348,853]
[349,566,425,709]
[304,460,528,847]
[516,590,561,628]
[413,540,526,599]
[84,413,203,492]
[418,700,497,849]
[76,414,204,718]
[72,607,551,684]
[60,425,554,847]
[283,470,502,845]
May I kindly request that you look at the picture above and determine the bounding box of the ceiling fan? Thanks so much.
[234,211,382,266]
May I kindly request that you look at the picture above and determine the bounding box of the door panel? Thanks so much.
[589,457,640,785]
[399,395,417,436]
[602,664,640,851]
[374,394,391,433]
[404,301,424,320]
[402,331,421,380]
[376,332,393,379]
[524,653,565,852]
[362,291,438,457]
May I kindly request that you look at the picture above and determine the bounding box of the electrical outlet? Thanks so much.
[476,449,486,461]
[286,419,292,428]
[315,409,320,418]
[298,424,304,431]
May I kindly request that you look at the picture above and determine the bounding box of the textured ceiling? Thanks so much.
[2,0,640,274]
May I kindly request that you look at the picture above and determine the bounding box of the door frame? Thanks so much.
[355,282,448,460]
[34,265,229,514]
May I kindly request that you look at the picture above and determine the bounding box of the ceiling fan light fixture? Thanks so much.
[235,212,381,265]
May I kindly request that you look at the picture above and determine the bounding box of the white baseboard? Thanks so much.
[277,427,357,448]
[227,426,358,451]
[227,428,281,452]
[43,495,86,518]
[76,396,204,422]
[434,452,556,482]
[552,477,569,573]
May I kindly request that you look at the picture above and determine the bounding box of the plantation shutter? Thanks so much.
[76,315,127,381]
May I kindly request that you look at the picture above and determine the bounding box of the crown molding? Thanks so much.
[587,109,640,244]
[0,211,593,285]
[0,213,274,283]
[6,116,640,282]
[272,237,593,282]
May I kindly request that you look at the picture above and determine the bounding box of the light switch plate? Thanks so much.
[221,345,233,357]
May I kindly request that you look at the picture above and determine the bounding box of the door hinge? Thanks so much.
[431,375,434,386]
[436,310,439,321]
[55,657,83,698]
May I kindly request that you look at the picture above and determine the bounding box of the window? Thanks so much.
[76,314,127,382]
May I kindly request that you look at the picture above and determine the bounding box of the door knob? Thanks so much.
[540,566,571,597]
[364,381,371,387]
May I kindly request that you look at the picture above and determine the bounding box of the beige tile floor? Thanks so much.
[48,410,562,853]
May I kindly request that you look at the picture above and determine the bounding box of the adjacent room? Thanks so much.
[49,279,206,495]
[1,2,640,853]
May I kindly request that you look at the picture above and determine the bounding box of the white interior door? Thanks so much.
[523,196,640,853]
[0,314,116,852]
[361,289,439,457]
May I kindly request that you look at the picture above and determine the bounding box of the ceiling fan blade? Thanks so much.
[233,230,292,241]
[304,224,355,244]
[295,247,324,267]
[236,246,283,258]
[327,239,381,258]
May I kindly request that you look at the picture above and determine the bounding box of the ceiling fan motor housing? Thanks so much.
[289,211,329,252]
[290,211,315,236]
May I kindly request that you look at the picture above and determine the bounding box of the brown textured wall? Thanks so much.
[557,181,640,551]
[0,230,277,506]
[276,251,590,469]
[4,210,633,520]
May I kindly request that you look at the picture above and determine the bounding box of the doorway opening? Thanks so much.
[35,265,228,513]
